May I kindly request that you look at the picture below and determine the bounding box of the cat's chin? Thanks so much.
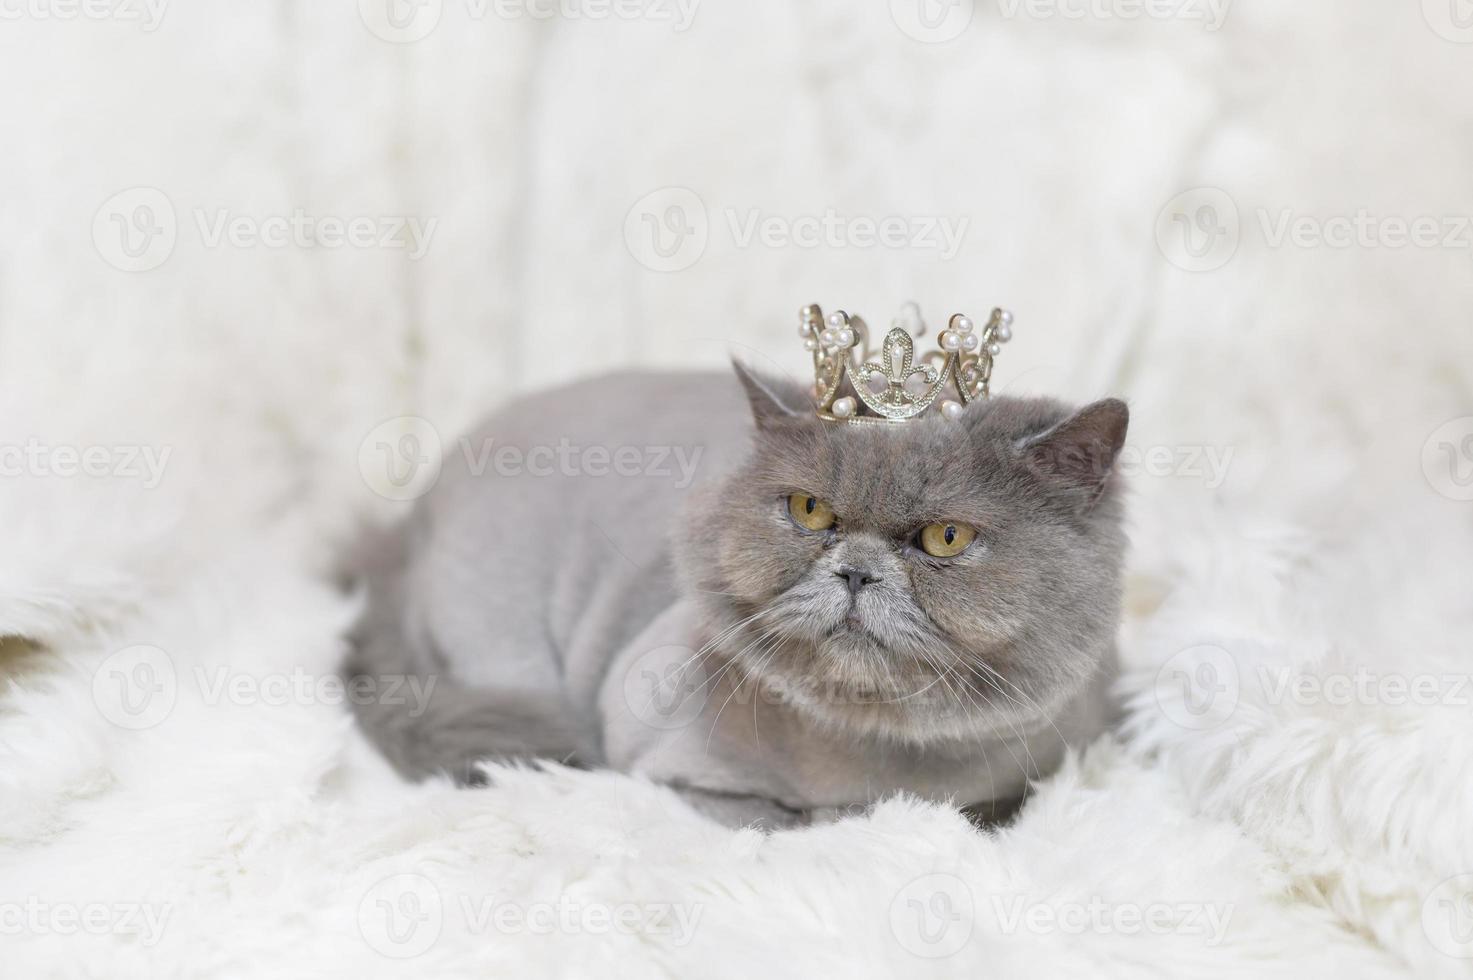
[732,633,1045,746]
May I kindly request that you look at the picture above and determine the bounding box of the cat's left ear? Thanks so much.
[731,360,805,430]
[1019,398,1129,510]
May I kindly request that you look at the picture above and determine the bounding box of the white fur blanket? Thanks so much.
[2,1,1471,977]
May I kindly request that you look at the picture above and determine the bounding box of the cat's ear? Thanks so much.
[731,360,805,430]
[1019,398,1129,509]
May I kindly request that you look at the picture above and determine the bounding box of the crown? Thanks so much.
[798,303,1014,423]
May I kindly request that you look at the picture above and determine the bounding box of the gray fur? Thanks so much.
[344,365,1129,827]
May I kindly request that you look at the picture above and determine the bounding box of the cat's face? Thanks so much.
[676,365,1129,744]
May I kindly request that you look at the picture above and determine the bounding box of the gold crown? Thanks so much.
[799,303,1014,423]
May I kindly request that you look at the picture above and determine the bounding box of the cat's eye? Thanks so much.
[787,493,836,532]
[918,522,977,558]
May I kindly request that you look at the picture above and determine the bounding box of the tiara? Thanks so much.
[798,303,1014,423]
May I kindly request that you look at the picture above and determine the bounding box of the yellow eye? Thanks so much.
[919,522,976,558]
[787,493,836,532]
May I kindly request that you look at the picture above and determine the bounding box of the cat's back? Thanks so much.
[405,368,756,695]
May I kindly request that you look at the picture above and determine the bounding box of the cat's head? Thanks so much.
[675,362,1129,744]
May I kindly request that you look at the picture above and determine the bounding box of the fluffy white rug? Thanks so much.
[3,1,1472,977]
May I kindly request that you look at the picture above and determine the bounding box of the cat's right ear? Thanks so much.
[731,360,805,430]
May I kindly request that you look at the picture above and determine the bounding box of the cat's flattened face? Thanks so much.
[678,366,1129,743]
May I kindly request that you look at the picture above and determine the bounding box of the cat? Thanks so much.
[344,362,1129,829]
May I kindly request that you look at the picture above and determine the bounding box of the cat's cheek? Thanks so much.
[717,518,816,602]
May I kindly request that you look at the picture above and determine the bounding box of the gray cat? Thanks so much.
[345,364,1128,828]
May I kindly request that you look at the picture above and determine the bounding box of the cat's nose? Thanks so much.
[835,564,880,595]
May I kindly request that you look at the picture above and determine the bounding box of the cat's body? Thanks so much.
[348,367,1128,827]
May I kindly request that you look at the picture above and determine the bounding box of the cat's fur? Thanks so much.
[345,365,1129,827]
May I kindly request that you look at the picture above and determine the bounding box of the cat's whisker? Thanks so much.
[702,628,788,757]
